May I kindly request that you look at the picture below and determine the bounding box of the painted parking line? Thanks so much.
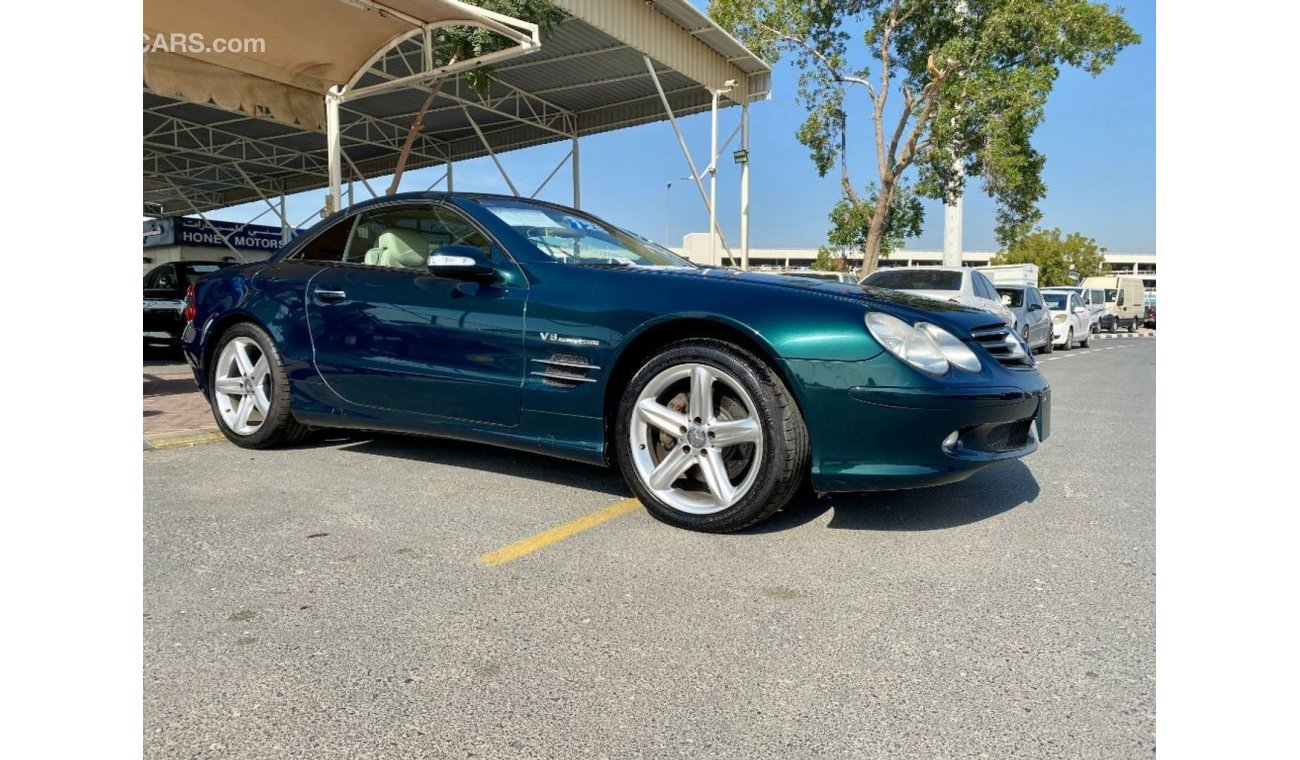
[144,428,225,450]
[477,497,642,566]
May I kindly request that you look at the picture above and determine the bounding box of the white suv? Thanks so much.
[861,266,1016,327]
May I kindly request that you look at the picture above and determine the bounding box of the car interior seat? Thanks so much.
[363,228,428,268]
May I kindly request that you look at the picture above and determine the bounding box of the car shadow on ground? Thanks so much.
[325,432,1037,533]
[331,433,632,498]
[745,460,1040,533]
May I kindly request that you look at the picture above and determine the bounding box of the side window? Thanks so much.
[152,265,177,289]
[1117,289,1125,306]
[973,272,995,300]
[1091,289,1104,305]
[344,205,497,270]
[143,265,168,289]
[291,215,357,262]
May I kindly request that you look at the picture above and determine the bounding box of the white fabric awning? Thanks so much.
[144,0,540,130]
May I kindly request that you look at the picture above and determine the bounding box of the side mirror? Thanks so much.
[1074,306,1087,315]
[428,244,496,280]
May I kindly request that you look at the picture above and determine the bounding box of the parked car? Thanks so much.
[783,269,858,285]
[1043,285,1106,334]
[182,193,1050,533]
[860,266,1016,327]
[996,285,1053,354]
[1041,289,1092,350]
[1082,275,1145,332]
[1144,292,1156,329]
[144,260,228,345]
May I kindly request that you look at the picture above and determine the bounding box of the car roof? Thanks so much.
[876,265,967,273]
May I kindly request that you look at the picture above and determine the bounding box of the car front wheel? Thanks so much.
[615,339,808,532]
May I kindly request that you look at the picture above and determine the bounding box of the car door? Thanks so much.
[305,202,527,426]
[1025,289,1048,345]
[1070,294,1088,337]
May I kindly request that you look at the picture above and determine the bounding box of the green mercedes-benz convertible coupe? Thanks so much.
[182,193,1049,532]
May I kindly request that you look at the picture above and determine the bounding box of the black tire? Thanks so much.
[1063,328,1074,350]
[1080,329,1091,348]
[209,322,312,449]
[1042,333,1053,354]
[1128,318,1139,333]
[614,339,808,533]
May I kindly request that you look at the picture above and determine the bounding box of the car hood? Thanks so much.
[612,266,1008,335]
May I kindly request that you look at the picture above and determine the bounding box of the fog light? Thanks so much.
[942,430,960,453]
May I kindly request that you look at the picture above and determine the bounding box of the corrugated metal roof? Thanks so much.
[144,0,771,215]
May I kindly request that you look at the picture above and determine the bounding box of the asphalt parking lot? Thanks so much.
[144,337,1155,759]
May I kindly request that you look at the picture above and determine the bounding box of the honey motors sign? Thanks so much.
[143,217,289,251]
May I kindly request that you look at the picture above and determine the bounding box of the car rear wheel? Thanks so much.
[209,323,311,449]
[615,339,808,532]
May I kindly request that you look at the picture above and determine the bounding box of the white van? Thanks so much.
[1081,275,1145,332]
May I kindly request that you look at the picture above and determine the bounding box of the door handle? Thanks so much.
[313,288,347,302]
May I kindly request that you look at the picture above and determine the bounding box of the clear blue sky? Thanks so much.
[211,1,1154,254]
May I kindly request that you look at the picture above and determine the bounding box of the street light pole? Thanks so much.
[665,181,672,244]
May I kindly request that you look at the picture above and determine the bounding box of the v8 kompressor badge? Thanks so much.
[539,332,600,347]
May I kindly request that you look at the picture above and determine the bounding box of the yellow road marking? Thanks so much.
[477,497,642,566]
[145,428,225,450]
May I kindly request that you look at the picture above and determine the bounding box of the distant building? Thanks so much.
[670,232,1157,291]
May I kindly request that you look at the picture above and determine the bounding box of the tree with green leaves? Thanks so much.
[989,227,1110,286]
[387,1,567,194]
[709,0,1139,273]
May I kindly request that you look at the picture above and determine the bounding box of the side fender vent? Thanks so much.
[530,353,600,388]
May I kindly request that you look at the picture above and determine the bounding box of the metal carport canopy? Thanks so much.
[144,0,771,225]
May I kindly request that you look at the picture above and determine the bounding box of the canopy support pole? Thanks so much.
[740,99,750,270]
[464,106,520,196]
[572,137,581,209]
[644,55,735,268]
[326,86,342,216]
[531,147,574,199]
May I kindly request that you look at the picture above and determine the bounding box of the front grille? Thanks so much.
[985,420,1033,452]
[968,323,1034,368]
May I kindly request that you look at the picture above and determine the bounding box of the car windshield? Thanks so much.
[475,198,695,269]
[997,288,1024,307]
[1105,289,1118,301]
[1042,292,1069,310]
[863,269,962,291]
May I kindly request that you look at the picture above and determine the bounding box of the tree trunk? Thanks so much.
[859,184,894,276]
[385,52,460,196]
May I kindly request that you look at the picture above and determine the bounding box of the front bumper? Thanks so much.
[790,358,1049,493]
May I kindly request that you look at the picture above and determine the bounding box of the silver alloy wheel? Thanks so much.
[212,336,271,436]
[629,363,764,515]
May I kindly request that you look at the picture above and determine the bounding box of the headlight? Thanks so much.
[1053,314,1067,324]
[916,323,982,373]
[864,313,982,375]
